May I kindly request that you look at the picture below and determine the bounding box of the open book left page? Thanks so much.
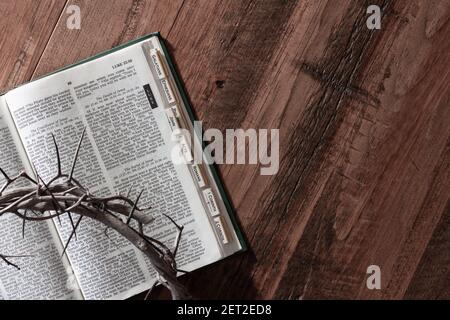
[2,36,223,299]
[0,97,82,300]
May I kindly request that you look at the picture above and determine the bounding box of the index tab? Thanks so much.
[161,78,176,104]
[170,104,181,118]
[178,135,193,163]
[191,164,206,188]
[202,188,220,216]
[149,49,166,79]
[213,216,229,244]
[165,107,179,131]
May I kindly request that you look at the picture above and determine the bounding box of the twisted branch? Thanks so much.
[0,130,191,300]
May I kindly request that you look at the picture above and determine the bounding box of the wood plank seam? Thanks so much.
[30,0,69,80]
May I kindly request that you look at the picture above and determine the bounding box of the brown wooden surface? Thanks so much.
[1,0,449,299]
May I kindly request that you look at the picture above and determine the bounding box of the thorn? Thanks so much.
[22,210,28,239]
[0,256,20,270]
[144,280,159,300]
[163,214,184,258]
[18,171,38,185]
[126,190,144,225]
[0,254,33,270]
[36,172,62,226]
[0,167,11,182]
[31,164,41,197]
[68,127,86,183]
[124,182,135,205]
[51,133,62,177]
[62,216,83,257]
[0,183,8,196]
[163,214,183,231]
[175,268,188,275]
[67,210,78,241]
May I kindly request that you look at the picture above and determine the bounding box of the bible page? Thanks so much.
[3,40,222,299]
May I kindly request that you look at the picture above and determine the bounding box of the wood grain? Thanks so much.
[31,0,184,77]
[0,0,67,92]
[1,0,449,299]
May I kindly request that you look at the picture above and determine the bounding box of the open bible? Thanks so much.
[0,33,244,300]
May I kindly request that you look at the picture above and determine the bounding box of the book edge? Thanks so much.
[157,35,248,253]
[3,32,161,95]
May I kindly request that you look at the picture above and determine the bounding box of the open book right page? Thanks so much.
[3,39,223,299]
[0,97,80,300]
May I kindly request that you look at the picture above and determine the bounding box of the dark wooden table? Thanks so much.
[1,0,449,299]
